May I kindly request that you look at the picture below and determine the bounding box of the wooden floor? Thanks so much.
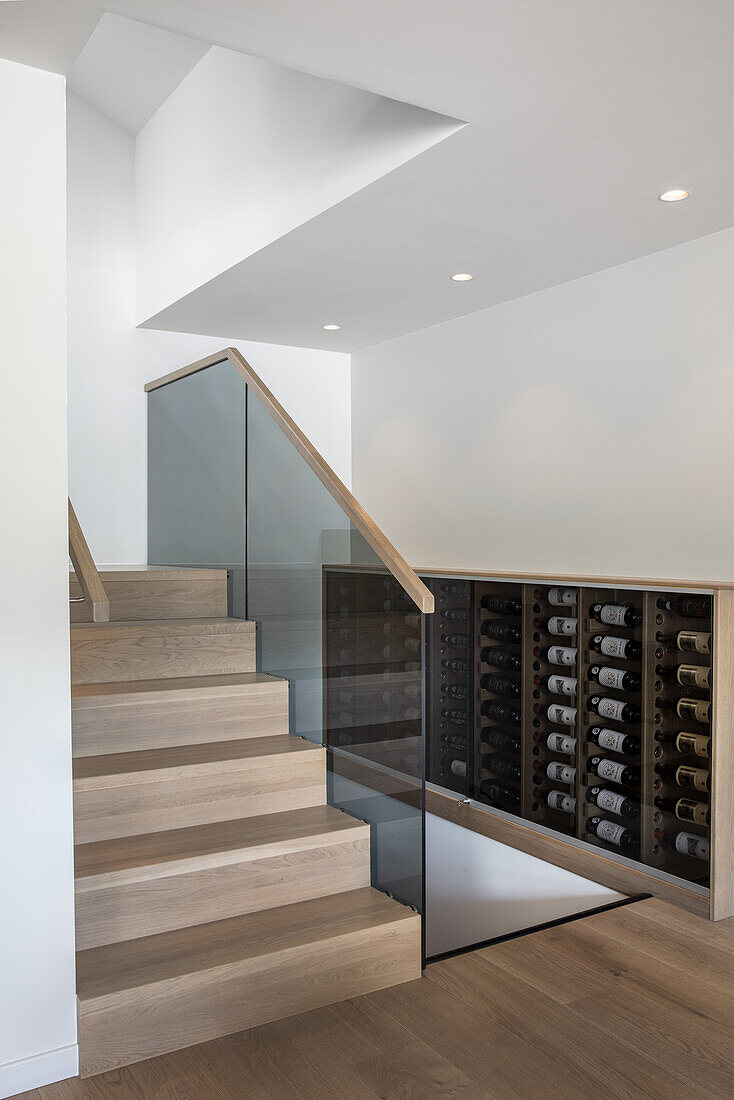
[19,896,734,1099]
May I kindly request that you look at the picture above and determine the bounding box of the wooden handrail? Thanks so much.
[68,499,110,623]
[145,348,434,614]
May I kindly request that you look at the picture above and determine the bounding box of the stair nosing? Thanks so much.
[71,671,286,700]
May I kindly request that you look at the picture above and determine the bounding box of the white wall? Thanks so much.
[352,226,734,581]
[67,93,351,566]
[0,60,77,1097]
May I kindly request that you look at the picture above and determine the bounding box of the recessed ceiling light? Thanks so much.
[658,189,690,202]
[451,272,473,281]
[322,323,341,331]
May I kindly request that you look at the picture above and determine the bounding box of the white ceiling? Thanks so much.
[67,13,209,135]
[3,0,734,350]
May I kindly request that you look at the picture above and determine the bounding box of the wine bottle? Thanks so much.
[441,707,468,726]
[382,638,420,659]
[657,730,711,759]
[481,594,522,615]
[655,796,710,827]
[654,828,709,861]
[547,790,576,813]
[586,816,638,852]
[655,762,710,794]
[588,785,640,820]
[546,587,578,607]
[483,754,522,783]
[534,673,577,697]
[480,647,522,672]
[590,603,642,628]
[536,760,576,785]
[481,700,521,726]
[656,663,712,690]
[587,725,640,756]
[545,702,578,727]
[657,595,712,620]
[534,731,576,755]
[587,696,641,724]
[588,755,640,787]
[441,633,469,649]
[656,630,712,656]
[441,607,469,623]
[590,634,643,661]
[588,665,641,693]
[535,644,577,667]
[442,657,469,675]
[440,581,469,596]
[481,673,521,699]
[480,780,521,812]
[441,683,469,701]
[481,620,522,644]
[534,616,577,637]
[440,732,467,751]
[441,756,467,779]
[481,728,521,754]
[658,697,712,725]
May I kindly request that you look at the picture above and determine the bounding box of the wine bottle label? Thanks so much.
[547,616,578,636]
[546,761,576,784]
[547,732,576,754]
[547,790,575,813]
[594,727,628,753]
[594,788,627,815]
[677,631,712,655]
[450,759,467,778]
[677,665,711,690]
[547,645,577,666]
[598,635,629,658]
[595,667,627,691]
[674,832,710,860]
[675,799,709,826]
[599,605,628,626]
[677,698,711,724]
[676,731,711,759]
[596,819,627,846]
[548,587,577,607]
[547,704,577,726]
[547,674,577,696]
[676,764,709,793]
[593,697,628,722]
[594,757,627,783]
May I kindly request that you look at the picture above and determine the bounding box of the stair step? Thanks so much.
[70,568,228,623]
[73,736,325,843]
[71,672,288,757]
[74,805,371,950]
[70,617,255,685]
[76,887,421,1076]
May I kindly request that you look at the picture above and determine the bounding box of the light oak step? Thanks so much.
[76,887,421,1076]
[71,672,288,757]
[74,804,371,950]
[70,568,228,623]
[73,736,325,844]
[70,617,255,685]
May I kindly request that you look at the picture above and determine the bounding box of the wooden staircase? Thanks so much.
[70,567,421,1078]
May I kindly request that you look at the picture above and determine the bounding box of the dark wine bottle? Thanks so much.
[441,683,469,701]
[546,789,576,813]
[440,581,469,596]
[440,732,467,752]
[656,630,711,656]
[481,594,522,615]
[480,780,520,812]
[586,816,638,852]
[655,796,710,827]
[546,587,578,607]
[481,672,521,699]
[481,699,521,726]
[534,730,576,755]
[480,647,522,672]
[588,755,640,788]
[588,785,640,820]
[587,696,641,724]
[483,754,521,783]
[441,756,467,779]
[534,673,577,696]
[534,644,577,667]
[654,828,709,861]
[590,634,643,661]
[657,595,712,620]
[441,633,469,649]
[441,707,468,726]
[657,697,711,724]
[654,730,711,759]
[588,665,641,693]
[590,603,642,628]
[441,607,469,623]
[534,759,576,785]
[587,725,640,756]
[533,616,577,637]
[442,657,469,675]
[655,762,710,794]
[544,702,578,727]
[656,663,712,690]
[481,728,521,754]
[481,620,522,644]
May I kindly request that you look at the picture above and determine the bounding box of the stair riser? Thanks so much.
[78,919,421,1076]
[76,837,371,950]
[70,575,228,623]
[74,755,326,844]
[72,685,289,757]
[71,625,255,685]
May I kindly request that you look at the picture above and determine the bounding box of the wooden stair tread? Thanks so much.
[76,888,416,1000]
[72,568,228,580]
[74,735,321,787]
[75,804,368,882]
[72,671,283,699]
[71,617,253,635]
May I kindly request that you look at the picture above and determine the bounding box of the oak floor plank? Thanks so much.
[353,1040,491,1099]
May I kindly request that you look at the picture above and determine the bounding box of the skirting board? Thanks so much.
[0,1044,78,1099]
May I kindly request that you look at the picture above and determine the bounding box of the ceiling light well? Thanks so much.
[451,272,473,281]
[658,189,690,202]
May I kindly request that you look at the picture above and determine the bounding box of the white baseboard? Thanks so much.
[0,1044,78,1099]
